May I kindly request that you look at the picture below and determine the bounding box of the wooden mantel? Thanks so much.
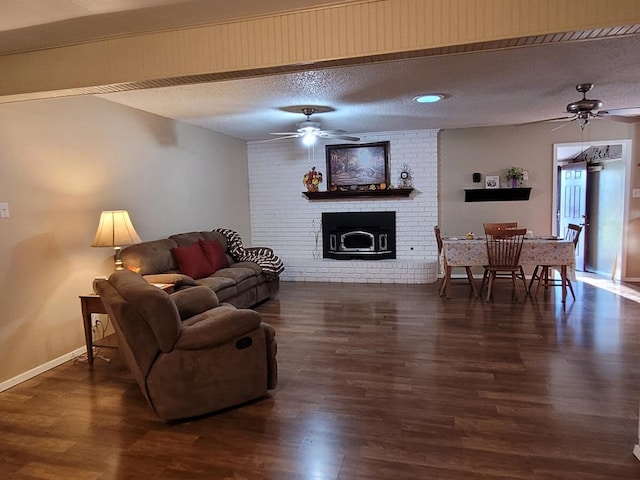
[303,188,413,200]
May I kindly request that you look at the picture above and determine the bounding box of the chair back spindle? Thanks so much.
[485,228,526,268]
[481,228,528,300]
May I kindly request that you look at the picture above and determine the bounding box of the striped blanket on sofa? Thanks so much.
[215,228,284,280]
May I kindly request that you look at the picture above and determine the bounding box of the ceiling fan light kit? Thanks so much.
[301,128,318,146]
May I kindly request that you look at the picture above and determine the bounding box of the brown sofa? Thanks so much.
[96,270,277,422]
[121,230,279,308]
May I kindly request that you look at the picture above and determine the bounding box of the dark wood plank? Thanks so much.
[1,279,640,479]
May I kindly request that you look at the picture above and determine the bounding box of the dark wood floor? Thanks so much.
[2,279,640,479]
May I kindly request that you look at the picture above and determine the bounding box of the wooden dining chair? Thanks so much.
[480,222,520,287]
[482,222,518,233]
[528,223,582,300]
[481,227,528,301]
[434,226,477,298]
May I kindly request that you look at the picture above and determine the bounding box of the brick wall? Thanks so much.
[247,130,439,283]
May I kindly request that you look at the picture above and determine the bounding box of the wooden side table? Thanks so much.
[79,294,111,366]
[79,283,174,366]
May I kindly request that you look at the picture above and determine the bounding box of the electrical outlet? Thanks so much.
[91,313,100,328]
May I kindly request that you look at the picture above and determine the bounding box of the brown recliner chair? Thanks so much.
[95,270,277,422]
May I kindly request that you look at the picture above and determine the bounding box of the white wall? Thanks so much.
[248,130,439,283]
[0,96,250,386]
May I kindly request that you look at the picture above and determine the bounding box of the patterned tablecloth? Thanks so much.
[442,237,576,280]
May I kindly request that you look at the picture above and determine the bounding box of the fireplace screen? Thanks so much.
[322,212,396,260]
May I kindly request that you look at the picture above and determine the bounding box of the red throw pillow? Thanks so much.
[172,243,215,279]
[199,239,229,272]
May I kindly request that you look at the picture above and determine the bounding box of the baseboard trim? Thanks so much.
[0,346,86,393]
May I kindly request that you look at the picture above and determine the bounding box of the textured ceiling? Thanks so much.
[2,1,640,141]
[97,35,640,140]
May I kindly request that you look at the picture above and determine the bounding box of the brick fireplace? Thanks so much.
[247,130,439,283]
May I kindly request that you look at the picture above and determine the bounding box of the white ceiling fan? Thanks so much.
[537,83,640,132]
[259,106,360,145]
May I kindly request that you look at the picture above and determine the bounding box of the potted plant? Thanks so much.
[505,166,528,188]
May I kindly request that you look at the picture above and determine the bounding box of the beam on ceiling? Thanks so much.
[1,0,640,102]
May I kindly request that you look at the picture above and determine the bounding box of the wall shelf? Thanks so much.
[303,188,413,200]
[464,187,531,202]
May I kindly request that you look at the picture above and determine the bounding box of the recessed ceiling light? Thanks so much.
[413,94,445,104]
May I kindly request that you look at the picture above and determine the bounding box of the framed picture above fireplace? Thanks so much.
[326,141,390,189]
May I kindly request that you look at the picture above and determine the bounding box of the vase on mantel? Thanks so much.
[511,178,519,188]
[303,167,323,193]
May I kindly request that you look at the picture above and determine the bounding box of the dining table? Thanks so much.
[440,235,576,302]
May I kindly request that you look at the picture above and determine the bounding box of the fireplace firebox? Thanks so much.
[322,212,396,260]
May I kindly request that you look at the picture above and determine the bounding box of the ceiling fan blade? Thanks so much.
[599,107,640,117]
[596,109,640,123]
[550,119,574,133]
[548,116,577,123]
[604,115,640,123]
[320,134,360,142]
[317,129,347,134]
[269,132,300,136]
[515,116,575,127]
[254,135,301,143]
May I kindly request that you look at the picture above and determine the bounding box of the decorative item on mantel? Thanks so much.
[505,166,528,188]
[398,163,413,188]
[303,166,323,192]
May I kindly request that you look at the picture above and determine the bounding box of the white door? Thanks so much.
[559,161,587,271]
[553,140,631,281]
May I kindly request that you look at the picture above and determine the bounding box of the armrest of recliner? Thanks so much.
[174,309,262,350]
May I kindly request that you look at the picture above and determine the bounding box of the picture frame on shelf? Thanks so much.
[485,175,500,189]
[326,141,390,189]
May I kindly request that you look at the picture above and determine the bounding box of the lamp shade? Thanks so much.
[91,210,141,247]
